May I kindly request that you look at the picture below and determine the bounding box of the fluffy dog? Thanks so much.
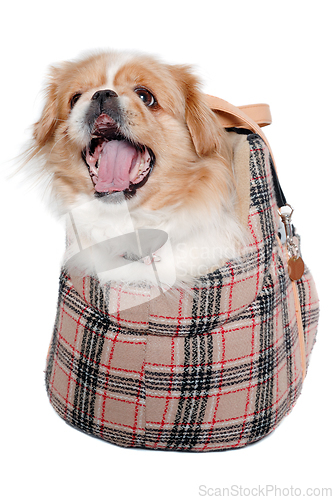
[26,51,247,286]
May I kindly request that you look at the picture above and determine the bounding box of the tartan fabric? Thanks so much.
[45,134,319,451]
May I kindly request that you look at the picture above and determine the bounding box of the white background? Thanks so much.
[1,1,332,499]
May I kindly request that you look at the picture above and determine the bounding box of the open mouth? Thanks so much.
[82,114,155,198]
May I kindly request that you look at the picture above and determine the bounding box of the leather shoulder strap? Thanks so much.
[206,95,272,129]
[238,104,271,128]
[205,94,274,164]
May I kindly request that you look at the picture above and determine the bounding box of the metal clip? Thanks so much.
[278,204,304,281]
[278,204,299,259]
[278,204,293,238]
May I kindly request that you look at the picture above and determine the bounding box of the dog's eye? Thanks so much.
[70,93,82,109]
[134,87,157,108]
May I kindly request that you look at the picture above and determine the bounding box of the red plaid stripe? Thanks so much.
[45,134,319,451]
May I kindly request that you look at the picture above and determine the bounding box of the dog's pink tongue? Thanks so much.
[94,141,138,192]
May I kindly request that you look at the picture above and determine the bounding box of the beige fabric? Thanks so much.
[229,133,251,227]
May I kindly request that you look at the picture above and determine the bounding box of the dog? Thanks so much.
[26,51,247,287]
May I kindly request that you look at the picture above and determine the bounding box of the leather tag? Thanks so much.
[288,256,305,281]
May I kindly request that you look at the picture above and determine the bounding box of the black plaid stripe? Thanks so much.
[45,299,62,394]
[71,313,110,435]
[297,268,320,344]
[276,252,295,409]
[89,274,108,314]
[296,274,307,333]
[59,270,107,323]
[165,283,216,449]
[248,272,276,442]
[164,332,214,450]
[248,134,276,269]
[188,274,222,336]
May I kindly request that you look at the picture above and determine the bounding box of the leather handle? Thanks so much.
[205,94,275,165]
[238,104,272,128]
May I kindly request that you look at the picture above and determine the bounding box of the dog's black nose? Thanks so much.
[92,89,118,103]
[87,89,122,131]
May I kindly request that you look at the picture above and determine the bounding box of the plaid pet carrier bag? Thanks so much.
[45,97,319,451]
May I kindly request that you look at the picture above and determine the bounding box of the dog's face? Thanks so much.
[31,51,232,212]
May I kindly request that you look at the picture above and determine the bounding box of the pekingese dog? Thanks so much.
[26,51,247,287]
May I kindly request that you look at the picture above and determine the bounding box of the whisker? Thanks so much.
[49,134,71,155]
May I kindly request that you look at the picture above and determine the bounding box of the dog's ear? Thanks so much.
[171,66,223,157]
[33,67,59,147]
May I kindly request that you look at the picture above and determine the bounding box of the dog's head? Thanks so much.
[30,51,232,211]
